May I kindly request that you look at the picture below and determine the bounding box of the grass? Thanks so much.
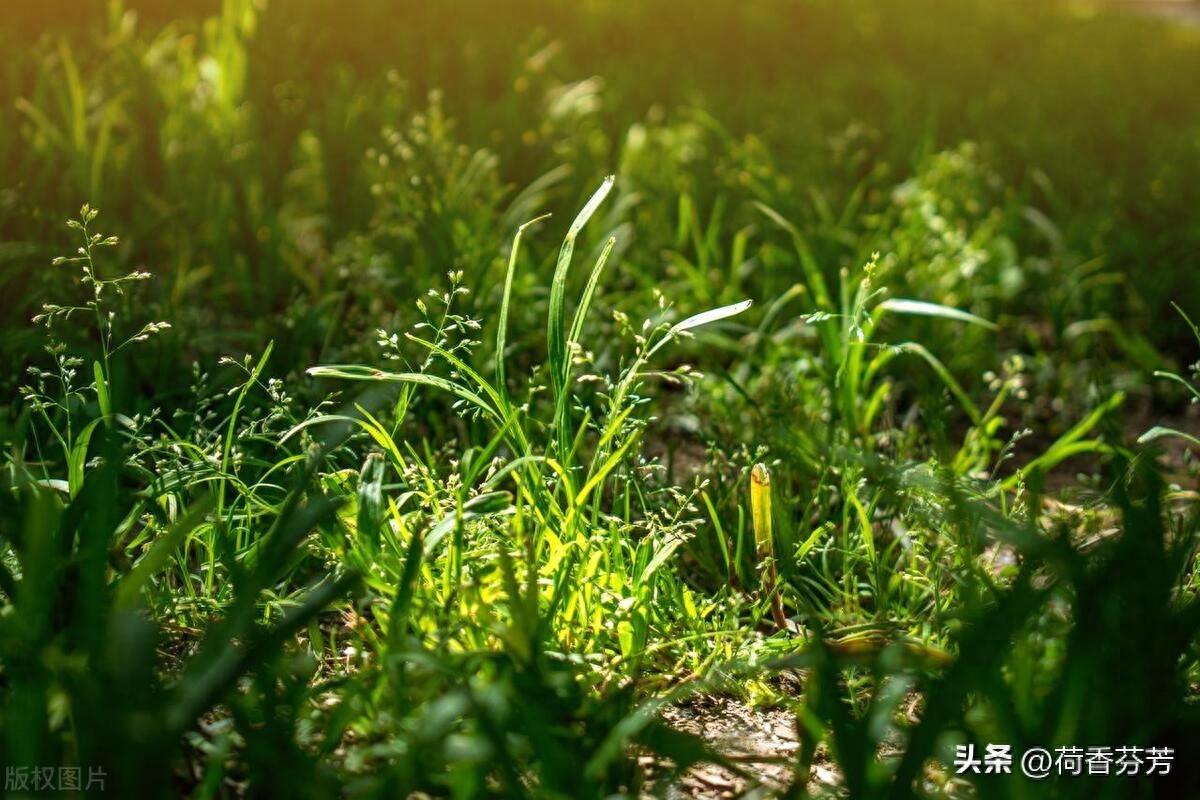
[2,1,1200,798]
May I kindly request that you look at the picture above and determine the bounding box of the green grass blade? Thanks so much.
[497,213,551,400]
[567,235,616,349]
[548,176,614,458]
[308,365,499,421]
[1139,426,1200,448]
[879,297,998,330]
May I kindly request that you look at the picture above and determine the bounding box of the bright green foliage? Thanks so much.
[2,1,1200,797]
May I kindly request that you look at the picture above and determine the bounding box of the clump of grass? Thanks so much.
[22,205,170,496]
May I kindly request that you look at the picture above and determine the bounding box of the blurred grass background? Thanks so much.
[3,0,1199,371]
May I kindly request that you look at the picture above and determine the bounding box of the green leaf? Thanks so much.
[497,213,551,400]
[879,298,997,330]
[307,366,499,421]
[1001,392,1125,489]
[548,176,614,457]
[892,342,981,425]
[68,417,103,498]
[567,235,617,350]
[93,360,111,419]
[755,200,832,310]
[1139,426,1200,448]
[356,453,386,550]
[672,298,753,334]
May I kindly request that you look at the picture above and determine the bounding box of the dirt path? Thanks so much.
[652,698,819,798]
